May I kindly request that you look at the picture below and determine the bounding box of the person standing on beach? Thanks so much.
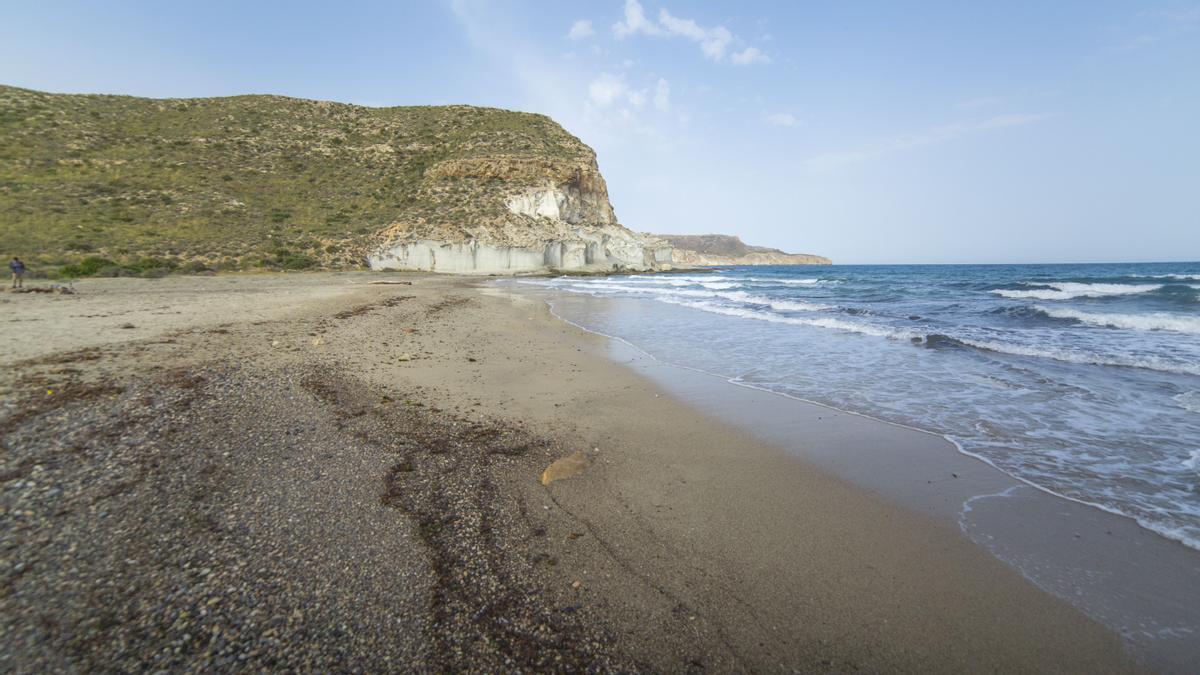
[9,257,25,289]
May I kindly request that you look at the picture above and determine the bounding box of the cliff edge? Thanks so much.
[657,234,830,266]
[0,85,671,274]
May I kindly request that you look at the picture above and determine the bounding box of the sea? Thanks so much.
[518,262,1200,552]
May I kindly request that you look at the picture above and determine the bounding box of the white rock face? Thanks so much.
[368,232,672,275]
[506,189,571,222]
[504,185,615,226]
[370,182,672,274]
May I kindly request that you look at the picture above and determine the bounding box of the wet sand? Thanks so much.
[0,273,1139,671]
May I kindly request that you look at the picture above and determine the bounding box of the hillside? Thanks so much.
[657,234,830,266]
[0,85,668,274]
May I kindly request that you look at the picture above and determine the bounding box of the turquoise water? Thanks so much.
[519,263,1200,550]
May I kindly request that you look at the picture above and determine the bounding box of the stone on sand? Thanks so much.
[540,451,591,485]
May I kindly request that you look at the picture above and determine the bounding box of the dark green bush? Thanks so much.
[60,256,116,277]
[131,257,177,273]
[96,265,137,277]
[278,254,316,270]
[180,260,211,274]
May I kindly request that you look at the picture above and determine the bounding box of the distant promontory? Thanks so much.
[656,234,830,266]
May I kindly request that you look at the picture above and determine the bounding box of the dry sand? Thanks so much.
[0,273,1139,671]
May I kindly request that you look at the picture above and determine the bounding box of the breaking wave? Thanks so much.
[745,277,826,285]
[992,282,1163,301]
[1133,274,1200,281]
[1035,306,1200,334]
[948,337,1200,376]
[656,298,918,340]
[1183,450,1200,474]
[562,283,831,312]
[1175,392,1200,414]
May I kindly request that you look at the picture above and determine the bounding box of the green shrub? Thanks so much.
[278,254,316,270]
[60,256,117,277]
[180,260,211,274]
[96,265,135,278]
[129,257,176,273]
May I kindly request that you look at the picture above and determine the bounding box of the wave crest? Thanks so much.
[1035,306,1200,334]
[992,282,1163,300]
[1174,392,1200,414]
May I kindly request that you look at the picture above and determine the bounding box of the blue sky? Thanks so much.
[2,1,1197,263]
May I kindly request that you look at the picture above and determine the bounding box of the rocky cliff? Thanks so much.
[369,155,672,274]
[0,85,671,275]
[657,234,830,266]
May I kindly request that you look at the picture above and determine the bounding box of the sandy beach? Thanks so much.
[0,272,1139,672]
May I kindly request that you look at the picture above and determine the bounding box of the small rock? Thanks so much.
[540,451,591,485]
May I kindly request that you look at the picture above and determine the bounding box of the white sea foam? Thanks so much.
[1035,306,1200,334]
[992,283,1163,300]
[1183,450,1200,474]
[952,337,1200,376]
[740,277,831,286]
[560,282,834,311]
[1175,392,1200,414]
[761,298,832,312]
[588,277,745,290]
[564,282,737,300]
[559,280,1200,376]
[574,281,1199,375]
[663,295,1197,374]
[1132,274,1200,281]
[658,298,920,340]
[623,274,720,281]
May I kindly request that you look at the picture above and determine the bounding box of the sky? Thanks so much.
[1,0,1198,263]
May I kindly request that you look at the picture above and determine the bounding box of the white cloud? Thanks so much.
[611,1,767,64]
[766,112,797,127]
[658,8,732,60]
[567,19,595,40]
[447,1,684,149]
[588,72,647,109]
[654,78,670,111]
[805,113,1053,172]
[731,46,770,65]
[613,0,660,38]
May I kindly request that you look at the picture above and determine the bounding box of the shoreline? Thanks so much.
[1,273,1143,671]
[544,290,1191,543]
[534,288,1200,671]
